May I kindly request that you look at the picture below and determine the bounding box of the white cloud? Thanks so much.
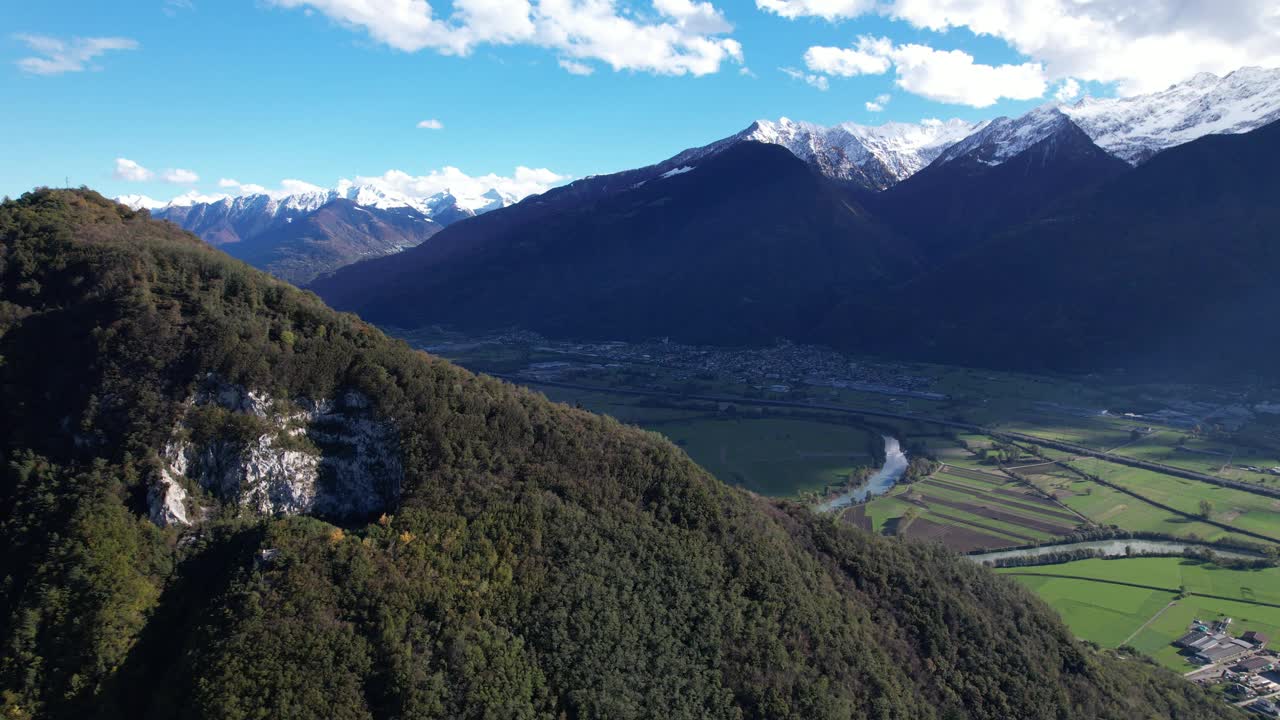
[280,179,328,195]
[534,0,743,76]
[652,0,732,34]
[348,165,568,203]
[218,178,269,194]
[781,66,829,91]
[117,194,167,210]
[802,36,1046,107]
[14,34,139,75]
[756,0,872,21]
[887,42,1046,107]
[865,93,890,111]
[1054,78,1081,102]
[766,1,1280,96]
[803,43,890,76]
[416,118,445,129]
[268,0,743,76]
[167,190,230,206]
[161,168,200,184]
[163,0,195,16]
[558,57,594,75]
[114,159,202,184]
[114,158,154,182]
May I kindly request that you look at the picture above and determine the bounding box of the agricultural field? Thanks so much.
[1104,431,1280,487]
[647,416,879,497]
[1072,459,1280,542]
[1015,463,1263,546]
[1001,557,1280,669]
[1004,572,1177,649]
[859,463,1086,552]
[540,386,887,497]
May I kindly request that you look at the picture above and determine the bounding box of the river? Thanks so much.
[968,539,1261,564]
[815,435,908,513]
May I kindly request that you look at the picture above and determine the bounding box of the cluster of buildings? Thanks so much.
[1250,698,1280,716]
[1175,619,1266,665]
[1176,620,1280,712]
[516,336,943,399]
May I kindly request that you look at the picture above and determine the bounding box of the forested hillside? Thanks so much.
[0,190,1239,719]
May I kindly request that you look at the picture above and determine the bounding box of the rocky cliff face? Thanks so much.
[149,376,402,526]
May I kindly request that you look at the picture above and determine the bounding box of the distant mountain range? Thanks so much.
[130,67,1280,287]
[731,67,1280,189]
[1062,66,1280,164]
[310,66,1280,379]
[225,200,444,285]
[121,180,518,283]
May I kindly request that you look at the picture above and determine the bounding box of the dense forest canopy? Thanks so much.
[0,190,1240,719]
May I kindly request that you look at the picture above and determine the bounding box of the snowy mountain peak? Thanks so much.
[707,66,1280,186]
[1061,66,1280,164]
[739,116,986,190]
[124,180,525,231]
[934,106,1073,167]
[117,194,167,211]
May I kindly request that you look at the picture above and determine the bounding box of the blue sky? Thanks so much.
[3,0,1276,201]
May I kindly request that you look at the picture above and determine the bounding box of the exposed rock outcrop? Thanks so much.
[146,466,192,527]
[147,376,402,526]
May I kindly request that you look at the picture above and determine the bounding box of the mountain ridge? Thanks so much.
[820,116,1280,376]
[312,141,916,344]
[708,66,1280,189]
[868,110,1132,259]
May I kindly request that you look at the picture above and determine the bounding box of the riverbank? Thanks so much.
[970,539,1262,564]
[815,436,908,512]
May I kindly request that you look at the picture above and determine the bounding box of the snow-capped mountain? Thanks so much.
[126,182,520,249]
[1062,66,1280,165]
[933,106,1074,167]
[133,185,505,226]
[726,117,985,190]
[669,66,1280,189]
[116,194,168,211]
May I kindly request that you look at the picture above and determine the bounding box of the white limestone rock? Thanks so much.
[149,375,402,526]
[147,465,192,527]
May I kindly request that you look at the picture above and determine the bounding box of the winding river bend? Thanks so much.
[815,436,908,513]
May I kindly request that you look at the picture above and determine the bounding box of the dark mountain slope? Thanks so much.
[820,118,1280,376]
[313,142,917,344]
[225,199,442,285]
[0,190,1237,719]
[870,117,1130,259]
